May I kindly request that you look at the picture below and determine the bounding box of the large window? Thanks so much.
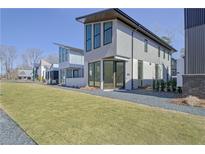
[88,61,100,87]
[86,24,92,52]
[73,70,79,78]
[144,39,148,52]
[66,69,72,78]
[59,47,62,63]
[103,22,112,45]
[94,23,101,49]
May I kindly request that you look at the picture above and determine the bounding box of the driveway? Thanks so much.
[53,85,205,117]
[0,109,36,145]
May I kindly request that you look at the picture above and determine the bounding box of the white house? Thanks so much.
[18,69,33,80]
[76,8,176,90]
[37,59,51,81]
[177,50,184,87]
[55,43,85,88]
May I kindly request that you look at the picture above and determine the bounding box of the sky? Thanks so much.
[0,8,184,66]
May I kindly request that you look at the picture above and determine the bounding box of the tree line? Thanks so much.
[0,45,58,80]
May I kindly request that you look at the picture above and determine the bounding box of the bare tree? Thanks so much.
[21,48,43,68]
[0,45,17,79]
[46,53,58,64]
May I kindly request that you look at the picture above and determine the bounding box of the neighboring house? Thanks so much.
[76,8,176,90]
[55,43,85,87]
[177,50,185,88]
[171,58,177,79]
[183,8,205,98]
[46,64,59,85]
[18,69,33,80]
[37,59,51,81]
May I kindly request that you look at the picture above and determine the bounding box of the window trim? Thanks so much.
[93,23,101,49]
[88,61,101,87]
[86,24,92,52]
[103,21,113,45]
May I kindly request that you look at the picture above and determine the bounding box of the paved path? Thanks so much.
[0,109,36,145]
[53,85,205,117]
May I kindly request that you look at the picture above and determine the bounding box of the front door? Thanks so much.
[103,60,125,89]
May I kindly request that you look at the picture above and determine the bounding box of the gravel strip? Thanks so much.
[53,85,205,117]
[0,109,36,145]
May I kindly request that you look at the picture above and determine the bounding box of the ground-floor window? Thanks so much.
[66,69,73,78]
[138,60,143,87]
[88,61,100,87]
[155,64,161,80]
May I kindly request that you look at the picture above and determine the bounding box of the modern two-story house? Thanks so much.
[55,43,85,87]
[183,8,205,98]
[76,9,176,90]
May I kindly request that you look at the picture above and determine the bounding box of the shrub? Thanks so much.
[152,79,156,90]
[178,87,182,94]
[167,81,171,92]
[156,80,160,91]
[171,79,177,92]
[161,80,165,92]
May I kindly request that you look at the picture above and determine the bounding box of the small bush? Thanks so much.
[167,81,171,92]
[156,80,160,91]
[178,87,182,94]
[161,80,165,92]
[152,79,156,90]
[171,79,177,92]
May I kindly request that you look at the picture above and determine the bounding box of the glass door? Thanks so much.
[115,61,125,88]
[103,61,114,89]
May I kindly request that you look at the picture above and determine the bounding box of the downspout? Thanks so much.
[131,28,138,90]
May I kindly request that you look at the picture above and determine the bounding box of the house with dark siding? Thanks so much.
[183,8,205,98]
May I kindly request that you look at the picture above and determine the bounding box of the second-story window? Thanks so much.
[103,22,112,45]
[144,39,148,52]
[158,46,160,57]
[94,23,101,49]
[59,47,62,63]
[86,24,92,52]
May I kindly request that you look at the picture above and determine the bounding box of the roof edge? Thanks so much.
[76,8,177,52]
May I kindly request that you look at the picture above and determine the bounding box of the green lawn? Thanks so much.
[1,82,205,144]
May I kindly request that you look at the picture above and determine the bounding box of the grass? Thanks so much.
[1,81,205,144]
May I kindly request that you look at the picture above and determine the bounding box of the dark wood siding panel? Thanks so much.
[185,8,205,29]
[186,25,205,74]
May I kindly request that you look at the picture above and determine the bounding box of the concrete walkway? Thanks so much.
[0,109,36,145]
[53,85,205,117]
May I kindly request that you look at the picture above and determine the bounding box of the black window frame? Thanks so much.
[93,23,101,49]
[88,61,100,87]
[144,39,148,53]
[86,24,92,52]
[103,22,112,45]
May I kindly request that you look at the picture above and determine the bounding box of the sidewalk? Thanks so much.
[0,109,36,145]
